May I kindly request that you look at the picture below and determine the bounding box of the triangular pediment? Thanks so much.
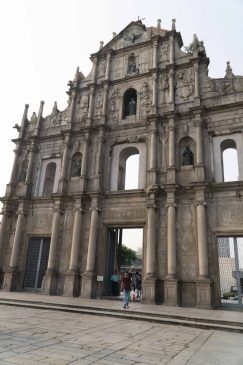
[97,21,151,54]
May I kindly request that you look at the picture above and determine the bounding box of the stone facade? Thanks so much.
[0,19,243,308]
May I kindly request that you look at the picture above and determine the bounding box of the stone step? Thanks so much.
[0,298,242,333]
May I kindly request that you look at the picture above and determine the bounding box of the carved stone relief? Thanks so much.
[139,82,151,119]
[97,59,107,79]
[159,42,169,67]
[175,68,194,100]
[94,90,103,116]
[159,73,169,104]
[78,95,89,121]
[138,51,152,73]
[108,88,120,122]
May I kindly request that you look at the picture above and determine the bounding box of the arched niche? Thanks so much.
[123,88,137,118]
[70,152,82,177]
[179,136,195,167]
[118,147,139,190]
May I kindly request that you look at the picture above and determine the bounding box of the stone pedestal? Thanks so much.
[63,271,80,297]
[196,279,213,308]
[166,167,176,184]
[41,271,57,295]
[2,269,20,291]
[58,178,68,193]
[164,277,180,306]
[80,272,96,298]
[142,276,157,304]
[196,164,205,180]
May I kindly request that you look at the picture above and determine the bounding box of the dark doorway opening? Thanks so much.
[105,228,143,297]
[24,237,50,291]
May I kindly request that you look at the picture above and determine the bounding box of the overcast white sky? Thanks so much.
[0,0,242,223]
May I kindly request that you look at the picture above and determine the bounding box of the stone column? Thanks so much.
[91,57,98,83]
[152,39,158,68]
[81,197,100,298]
[195,116,205,180]
[34,100,44,136]
[196,196,212,308]
[19,104,29,139]
[152,73,157,109]
[63,200,83,297]
[143,194,157,304]
[164,191,179,306]
[80,135,89,191]
[148,121,157,186]
[94,129,104,190]
[0,211,8,254]
[102,84,109,119]
[9,147,19,185]
[87,87,94,120]
[2,205,25,291]
[105,52,112,80]
[25,144,35,183]
[69,91,76,124]
[194,63,200,105]
[42,203,61,295]
[169,36,175,64]
[58,135,70,192]
[168,69,174,109]
[167,119,176,184]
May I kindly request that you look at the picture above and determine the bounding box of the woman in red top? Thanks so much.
[121,271,131,309]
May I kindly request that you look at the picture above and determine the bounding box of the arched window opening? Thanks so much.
[123,88,137,118]
[70,152,82,177]
[43,162,56,196]
[118,147,139,190]
[18,159,29,183]
[221,139,239,182]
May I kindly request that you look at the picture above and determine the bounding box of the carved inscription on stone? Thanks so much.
[104,207,146,220]
[32,213,52,232]
[217,205,243,227]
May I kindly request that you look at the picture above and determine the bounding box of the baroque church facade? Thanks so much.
[0,19,243,308]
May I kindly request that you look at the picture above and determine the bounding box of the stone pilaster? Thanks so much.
[25,144,36,184]
[2,204,26,291]
[167,118,176,184]
[87,86,95,126]
[91,57,98,84]
[168,68,174,110]
[94,128,104,190]
[194,115,205,180]
[42,201,62,295]
[80,134,90,191]
[58,135,70,193]
[195,191,212,308]
[194,62,200,106]
[63,200,84,297]
[148,119,157,186]
[33,100,44,137]
[169,35,175,64]
[19,104,29,139]
[105,52,112,80]
[5,146,20,196]
[143,193,157,304]
[152,39,158,68]
[164,190,179,306]
[102,84,109,123]
[81,195,100,298]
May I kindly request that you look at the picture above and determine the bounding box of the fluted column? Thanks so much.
[69,204,83,271]
[10,208,25,269]
[145,204,156,276]
[34,100,44,136]
[86,207,99,273]
[46,206,61,273]
[168,120,175,167]
[152,73,157,108]
[197,202,208,278]
[96,132,104,175]
[167,204,176,277]
[169,36,175,64]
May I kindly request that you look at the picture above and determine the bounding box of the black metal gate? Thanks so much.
[218,236,243,308]
[24,238,50,291]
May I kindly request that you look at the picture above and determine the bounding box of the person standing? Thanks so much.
[135,272,142,302]
[111,270,119,296]
[121,271,131,309]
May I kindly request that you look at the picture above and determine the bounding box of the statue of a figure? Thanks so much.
[18,160,28,183]
[128,97,136,115]
[182,146,193,165]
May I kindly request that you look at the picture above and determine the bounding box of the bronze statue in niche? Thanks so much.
[182,146,193,165]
